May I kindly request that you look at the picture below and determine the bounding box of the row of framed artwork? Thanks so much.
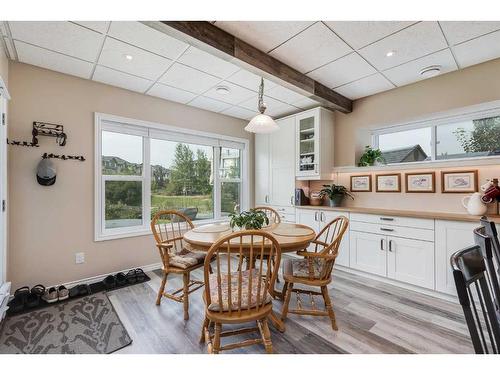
[350,170,478,193]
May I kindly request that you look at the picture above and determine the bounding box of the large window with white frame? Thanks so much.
[95,113,249,241]
[372,104,500,165]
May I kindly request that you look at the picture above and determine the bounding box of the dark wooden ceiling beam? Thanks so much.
[149,21,352,113]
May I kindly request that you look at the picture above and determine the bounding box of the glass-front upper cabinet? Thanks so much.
[295,107,335,180]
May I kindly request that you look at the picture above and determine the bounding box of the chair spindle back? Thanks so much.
[254,206,281,225]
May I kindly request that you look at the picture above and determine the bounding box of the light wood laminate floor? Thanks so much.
[109,264,472,354]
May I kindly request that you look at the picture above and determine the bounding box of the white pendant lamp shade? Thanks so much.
[244,113,279,133]
[245,77,279,134]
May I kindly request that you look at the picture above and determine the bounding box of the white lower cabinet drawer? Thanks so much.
[386,236,435,289]
[349,221,434,242]
[350,212,434,230]
[270,205,295,215]
[279,213,296,223]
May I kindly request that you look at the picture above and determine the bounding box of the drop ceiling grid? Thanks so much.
[2,21,313,119]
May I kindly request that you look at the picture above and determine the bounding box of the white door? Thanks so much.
[296,109,320,178]
[435,220,477,295]
[387,236,435,289]
[0,93,6,284]
[254,133,270,205]
[270,117,295,207]
[349,231,387,276]
[321,211,350,267]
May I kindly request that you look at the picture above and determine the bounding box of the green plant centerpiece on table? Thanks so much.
[358,145,385,166]
[228,209,270,230]
[319,184,355,207]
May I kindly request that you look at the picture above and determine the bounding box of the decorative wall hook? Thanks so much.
[42,152,85,162]
[7,138,39,147]
[33,122,67,146]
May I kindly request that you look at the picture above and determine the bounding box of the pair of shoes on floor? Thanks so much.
[69,284,91,298]
[8,285,46,313]
[42,285,69,303]
[125,268,146,284]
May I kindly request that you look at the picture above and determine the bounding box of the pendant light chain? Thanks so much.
[258,78,266,114]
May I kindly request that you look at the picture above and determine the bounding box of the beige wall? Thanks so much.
[334,57,500,167]
[299,58,500,216]
[7,62,252,289]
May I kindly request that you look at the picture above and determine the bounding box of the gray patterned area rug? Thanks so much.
[0,292,132,354]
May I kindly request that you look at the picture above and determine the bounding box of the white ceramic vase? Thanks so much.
[462,192,488,215]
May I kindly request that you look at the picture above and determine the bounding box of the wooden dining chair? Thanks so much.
[280,216,349,330]
[151,210,206,320]
[200,230,282,354]
[254,206,282,225]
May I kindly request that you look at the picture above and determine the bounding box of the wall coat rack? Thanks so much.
[32,122,67,146]
[42,152,85,162]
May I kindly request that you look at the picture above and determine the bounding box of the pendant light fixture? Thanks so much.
[244,78,279,134]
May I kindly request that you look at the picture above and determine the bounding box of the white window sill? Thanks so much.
[94,218,230,242]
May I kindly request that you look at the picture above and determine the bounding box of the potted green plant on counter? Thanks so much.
[319,184,354,207]
[228,209,270,230]
[358,145,385,166]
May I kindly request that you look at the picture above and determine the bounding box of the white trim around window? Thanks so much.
[94,112,250,242]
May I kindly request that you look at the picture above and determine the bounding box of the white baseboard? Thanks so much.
[57,262,163,290]
[335,265,458,303]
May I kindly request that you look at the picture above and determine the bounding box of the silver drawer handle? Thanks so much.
[380,239,385,251]
[380,217,394,221]
[380,228,394,232]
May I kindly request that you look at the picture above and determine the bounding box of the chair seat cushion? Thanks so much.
[169,248,206,269]
[208,270,271,312]
[283,257,324,279]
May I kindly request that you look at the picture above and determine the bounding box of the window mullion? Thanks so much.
[431,125,437,161]
[214,146,221,220]
[143,136,151,229]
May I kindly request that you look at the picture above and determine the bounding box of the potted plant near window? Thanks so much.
[228,209,270,230]
[358,145,385,166]
[319,184,355,207]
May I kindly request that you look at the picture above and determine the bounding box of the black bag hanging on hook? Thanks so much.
[36,158,56,186]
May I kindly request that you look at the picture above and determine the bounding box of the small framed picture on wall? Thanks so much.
[376,173,401,192]
[350,175,372,192]
[405,172,436,193]
[441,170,478,193]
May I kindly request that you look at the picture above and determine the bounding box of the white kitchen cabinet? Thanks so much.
[349,231,387,276]
[435,220,477,295]
[387,236,435,289]
[254,117,295,209]
[295,208,350,267]
[296,107,335,180]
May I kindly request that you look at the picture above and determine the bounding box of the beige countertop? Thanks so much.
[296,205,500,224]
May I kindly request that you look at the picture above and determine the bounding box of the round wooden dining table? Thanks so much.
[183,221,316,332]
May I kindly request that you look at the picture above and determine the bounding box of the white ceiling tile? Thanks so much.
[269,22,352,73]
[177,46,240,79]
[324,21,415,50]
[267,103,300,118]
[9,21,103,62]
[221,106,258,120]
[440,21,500,46]
[307,52,376,88]
[358,22,448,71]
[147,83,197,104]
[452,30,500,68]
[266,84,309,104]
[291,96,320,110]
[108,21,188,60]
[93,65,152,93]
[159,63,221,94]
[335,73,395,100]
[384,49,457,87]
[188,96,232,113]
[15,40,93,79]
[72,21,110,34]
[98,37,172,81]
[226,69,277,91]
[214,21,314,53]
[203,81,255,105]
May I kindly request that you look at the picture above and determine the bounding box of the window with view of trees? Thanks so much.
[96,115,247,240]
[373,113,500,165]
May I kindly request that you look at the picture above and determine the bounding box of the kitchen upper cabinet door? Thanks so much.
[435,220,477,295]
[387,237,435,289]
[349,231,387,276]
[270,116,295,169]
[255,133,270,171]
[254,133,270,206]
[255,168,269,206]
[270,167,295,206]
[321,211,350,267]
